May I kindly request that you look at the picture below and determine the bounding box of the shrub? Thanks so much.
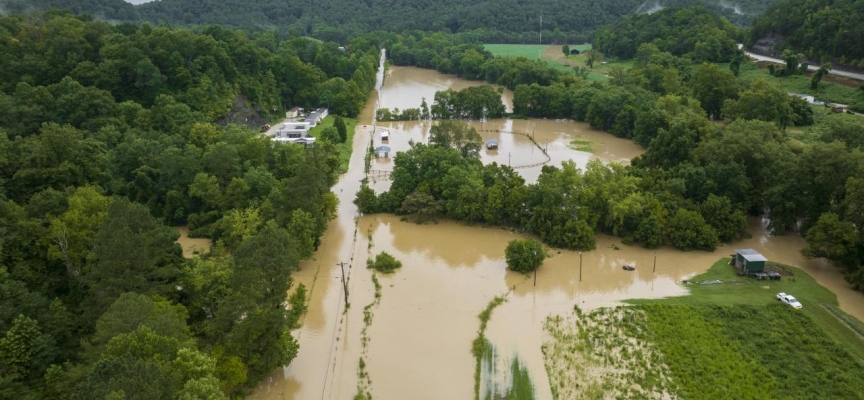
[504,239,547,274]
[367,251,402,273]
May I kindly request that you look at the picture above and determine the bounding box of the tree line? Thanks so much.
[1,0,780,45]
[0,12,378,398]
[748,0,864,69]
[593,6,744,63]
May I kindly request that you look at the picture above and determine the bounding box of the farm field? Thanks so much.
[484,44,611,81]
[543,258,864,400]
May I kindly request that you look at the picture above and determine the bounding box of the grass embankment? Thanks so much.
[544,258,864,400]
[308,115,358,172]
[787,106,864,144]
[737,61,863,106]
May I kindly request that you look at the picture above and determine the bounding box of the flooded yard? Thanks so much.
[175,226,212,258]
[248,55,864,400]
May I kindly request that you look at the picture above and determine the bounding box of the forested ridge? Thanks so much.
[2,0,778,43]
[748,0,864,68]
[0,11,379,398]
[357,29,864,291]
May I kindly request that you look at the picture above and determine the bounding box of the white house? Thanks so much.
[286,107,304,119]
[305,108,329,127]
[275,122,311,139]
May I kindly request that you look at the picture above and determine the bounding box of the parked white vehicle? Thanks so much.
[776,292,803,309]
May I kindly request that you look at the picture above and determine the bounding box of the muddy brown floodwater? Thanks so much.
[248,53,864,400]
[175,226,212,258]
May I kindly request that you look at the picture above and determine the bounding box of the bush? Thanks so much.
[320,126,341,143]
[504,239,547,274]
[367,251,402,273]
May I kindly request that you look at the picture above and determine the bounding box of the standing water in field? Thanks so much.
[248,59,864,400]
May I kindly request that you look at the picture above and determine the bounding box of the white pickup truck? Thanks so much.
[776,293,803,309]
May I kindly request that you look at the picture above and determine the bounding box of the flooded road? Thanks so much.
[248,53,864,400]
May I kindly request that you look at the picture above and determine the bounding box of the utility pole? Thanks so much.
[652,251,657,273]
[539,15,543,45]
[508,152,511,166]
[579,251,583,282]
[338,262,349,308]
[533,250,538,286]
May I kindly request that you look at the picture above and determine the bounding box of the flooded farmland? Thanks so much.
[248,60,864,400]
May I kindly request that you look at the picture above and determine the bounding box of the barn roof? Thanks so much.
[735,249,767,262]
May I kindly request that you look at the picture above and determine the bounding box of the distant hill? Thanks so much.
[748,0,864,68]
[0,0,137,20]
[2,0,779,43]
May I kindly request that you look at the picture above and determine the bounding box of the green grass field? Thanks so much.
[484,44,610,81]
[484,44,549,59]
[308,115,357,172]
[543,258,864,399]
[787,106,864,144]
[736,61,864,106]
[629,258,864,362]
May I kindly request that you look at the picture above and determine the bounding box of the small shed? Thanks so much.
[286,107,303,119]
[733,249,767,275]
[485,138,499,150]
[570,49,581,55]
[375,145,391,158]
[380,130,390,141]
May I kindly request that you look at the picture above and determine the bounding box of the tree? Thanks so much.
[562,45,570,56]
[782,49,802,77]
[803,213,859,272]
[811,63,832,90]
[367,251,402,273]
[504,239,547,274]
[0,315,57,384]
[585,49,603,69]
[47,186,111,280]
[333,116,347,143]
[429,120,483,159]
[666,208,719,251]
[319,126,341,143]
[723,79,794,130]
[85,198,183,317]
[690,63,737,120]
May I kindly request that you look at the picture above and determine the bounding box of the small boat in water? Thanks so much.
[622,265,635,271]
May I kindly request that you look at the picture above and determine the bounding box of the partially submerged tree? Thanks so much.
[504,239,547,274]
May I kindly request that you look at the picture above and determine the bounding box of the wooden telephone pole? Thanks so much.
[338,262,349,308]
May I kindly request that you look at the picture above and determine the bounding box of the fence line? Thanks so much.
[479,129,552,169]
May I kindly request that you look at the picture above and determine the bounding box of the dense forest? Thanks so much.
[0,11,379,398]
[594,6,743,62]
[748,0,864,68]
[356,30,864,291]
[2,0,778,43]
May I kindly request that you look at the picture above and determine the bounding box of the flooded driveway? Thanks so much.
[248,54,864,400]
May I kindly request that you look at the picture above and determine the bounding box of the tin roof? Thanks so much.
[734,249,767,262]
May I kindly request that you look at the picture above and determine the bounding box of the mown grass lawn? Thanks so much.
[308,115,357,172]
